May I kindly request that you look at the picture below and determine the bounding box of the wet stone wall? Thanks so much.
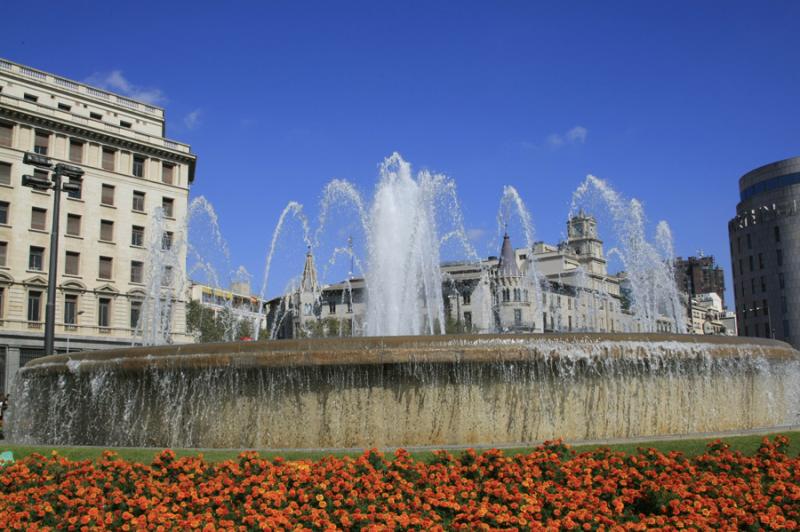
[7,333,800,449]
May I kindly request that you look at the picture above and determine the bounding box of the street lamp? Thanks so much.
[21,152,84,355]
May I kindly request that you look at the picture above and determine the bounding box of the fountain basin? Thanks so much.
[8,333,800,449]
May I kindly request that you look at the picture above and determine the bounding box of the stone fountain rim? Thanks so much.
[20,333,798,374]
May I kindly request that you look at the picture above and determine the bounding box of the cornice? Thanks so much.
[0,104,196,165]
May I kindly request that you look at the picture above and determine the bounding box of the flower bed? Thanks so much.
[0,437,798,530]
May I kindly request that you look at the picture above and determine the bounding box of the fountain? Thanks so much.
[7,155,800,449]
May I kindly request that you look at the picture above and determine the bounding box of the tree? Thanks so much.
[185,300,225,343]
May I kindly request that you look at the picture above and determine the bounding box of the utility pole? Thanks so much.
[22,153,84,355]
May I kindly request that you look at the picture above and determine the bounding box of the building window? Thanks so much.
[0,201,7,224]
[24,93,38,103]
[763,299,769,316]
[464,311,472,330]
[65,251,80,276]
[162,231,173,250]
[0,241,6,266]
[775,226,781,243]
[758,253,764,269]
[132,155,145,178]
[64,294,78,325]
[66,178,82,200]
[27,290,42,322]
[0,122,12,147]
[0,161,11,185]
[130,260,144,284]
[761,277,766,292]
[98,298,111,328]
[328,300,336,314]
[162,266,173,287]
[162,163,174,185]
[463,292,470,305]
[513,288,520,302]
[748,255,754,272]
[0,287,4,320]
[130,300,142,329]
[751,278,756,295]
[29,246,44,271]
[31,207,47,231]
[34,131,49,155]
[120,120,132,128]
[66,214,81,236]
[777,249,783,267]
[779,272,785,289]
[514,308,522,326]
[746,233,751,249]
[102,148,115,171]
[784,319,790,338]
[101,184,115,206]
[100,220,114,242]
[132,191,145,212]
[69,140,83,163]
[162,197,174,217]
[58,103,71,112]
[98,256,113,279]
[90,112,103,120]
[131,225,145,247]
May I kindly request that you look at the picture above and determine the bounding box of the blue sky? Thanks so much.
[4,1,800,301]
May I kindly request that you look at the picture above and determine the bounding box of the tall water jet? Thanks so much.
[364,154,447,336]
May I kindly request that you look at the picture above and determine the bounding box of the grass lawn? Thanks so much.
[2,429,799,463]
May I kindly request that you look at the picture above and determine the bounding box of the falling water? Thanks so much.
[571,175,687,333]
[136,207,183,346]
[495,185,544,330]
[254,202,311,340]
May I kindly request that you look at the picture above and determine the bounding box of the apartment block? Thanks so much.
[0,59,197,392]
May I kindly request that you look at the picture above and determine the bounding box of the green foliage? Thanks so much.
[186,300,256,342]
[186,300,225,343]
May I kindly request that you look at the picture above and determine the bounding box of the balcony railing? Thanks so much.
[0,58,162,115]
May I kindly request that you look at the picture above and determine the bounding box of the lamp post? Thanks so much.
[22,153,84,355]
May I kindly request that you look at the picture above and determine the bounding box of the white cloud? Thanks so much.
[545,125,589,149]
[85,70,166,105]
[184,109,202,130]
[566,125,588,143]
[467,228,487,241]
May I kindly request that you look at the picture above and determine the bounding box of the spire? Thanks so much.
[497,233,521,277]
[301,247,319,292]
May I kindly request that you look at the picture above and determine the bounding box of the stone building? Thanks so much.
[267,212,633,338]
[729,155,800,348]
[0,59,196,392]
[674,255,726,306]
[187,280,268,339]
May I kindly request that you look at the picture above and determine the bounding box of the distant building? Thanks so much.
[0,59,196,393]
[674,255,726,307]
[267,212,637,338]
[728,156,800,348]
[187,281,267,338]
[688,292,734,336]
